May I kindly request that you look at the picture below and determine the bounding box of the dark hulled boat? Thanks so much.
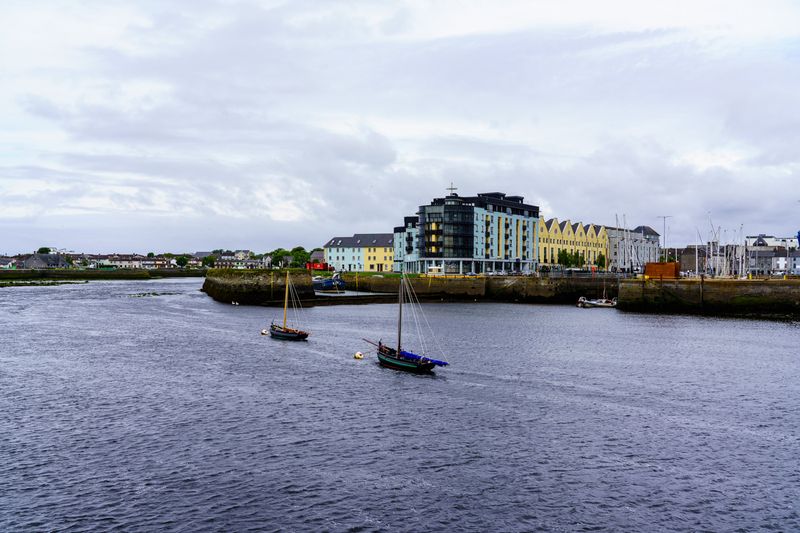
[366,273,448,373]
[312,273,345,292]
[262,271,310,341]
[268,323,309,341]
[376,343,444,373]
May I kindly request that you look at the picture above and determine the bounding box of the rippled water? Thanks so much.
[1,279,799,532]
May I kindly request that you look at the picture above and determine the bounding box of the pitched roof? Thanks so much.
[324,233,394,248]
[632,225,660,237]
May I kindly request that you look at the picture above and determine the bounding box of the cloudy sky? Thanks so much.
[2,0,800,254]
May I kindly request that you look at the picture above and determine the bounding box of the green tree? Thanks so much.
[557,249,570,267]
[201,255,216,268]
[147,252,155,258]
[290,246,310,268]
[269,248,290,267]
[595,253,606,269]
[212,248,224,254]
[37,247,51,254]
[176,255,189,268]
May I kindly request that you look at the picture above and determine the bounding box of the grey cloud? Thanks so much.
[4,1,800,253]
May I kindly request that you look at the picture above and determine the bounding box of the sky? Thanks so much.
[2,0,800,255]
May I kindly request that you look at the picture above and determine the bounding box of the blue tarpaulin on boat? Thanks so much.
[399,350,448,366]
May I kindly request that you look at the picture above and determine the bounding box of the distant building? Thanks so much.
[744,235,798,275]
[679,245,708,274]
[323,234,394,272]
[746,234,798,249]
[216,256,270,269]
[105,254,146,269]
[0,257,17,269]
[141,257,172,269]
[23,253,69,269]
[606,226,660,272]
[309,249,325,263]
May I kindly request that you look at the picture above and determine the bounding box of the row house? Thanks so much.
[748,247,800,275]
[538,219,609,270]
[323,234,394,272]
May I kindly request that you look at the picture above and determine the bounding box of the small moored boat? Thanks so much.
[577,296,617,308]
[313,273,345,292]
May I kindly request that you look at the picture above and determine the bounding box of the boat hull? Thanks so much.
[577,297,617,308]
[269,326,309,341]
[376,347,436,373]
[312,277,345,291]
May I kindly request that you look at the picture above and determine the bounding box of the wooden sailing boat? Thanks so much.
[364,273,448,373]
[263,271,309,340]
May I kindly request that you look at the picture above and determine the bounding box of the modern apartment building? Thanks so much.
[395,191,539,274]
[323,233,394,272]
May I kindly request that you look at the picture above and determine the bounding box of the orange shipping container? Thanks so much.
[644,262,681,279]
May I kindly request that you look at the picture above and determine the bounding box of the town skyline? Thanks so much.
[2,1,800,253]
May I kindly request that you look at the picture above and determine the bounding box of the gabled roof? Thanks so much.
[324,233,394,248]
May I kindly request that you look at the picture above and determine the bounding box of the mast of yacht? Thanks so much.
[397,272,403,352]
[283,270,289,329]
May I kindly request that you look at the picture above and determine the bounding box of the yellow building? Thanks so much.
[363,243,394,272]
[538,218,610,270]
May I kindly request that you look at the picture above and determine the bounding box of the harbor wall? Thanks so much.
[200,272,616,306]
[617,278,800,318]
[201,269,315,305]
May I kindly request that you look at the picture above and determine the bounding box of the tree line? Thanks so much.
[202,246,322,268]
[556,250,606,269]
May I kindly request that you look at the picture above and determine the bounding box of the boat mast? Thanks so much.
[397,273,403,352]
[283,270,289,329]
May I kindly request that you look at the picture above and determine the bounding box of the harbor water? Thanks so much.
[1,279,798,531]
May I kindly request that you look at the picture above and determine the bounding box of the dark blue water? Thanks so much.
[1,279,799,532]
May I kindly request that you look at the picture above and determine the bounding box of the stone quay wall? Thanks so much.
[202,269,315,305]
[332,273,618,304]
[204,271,619,306]
[617,278,800,318]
